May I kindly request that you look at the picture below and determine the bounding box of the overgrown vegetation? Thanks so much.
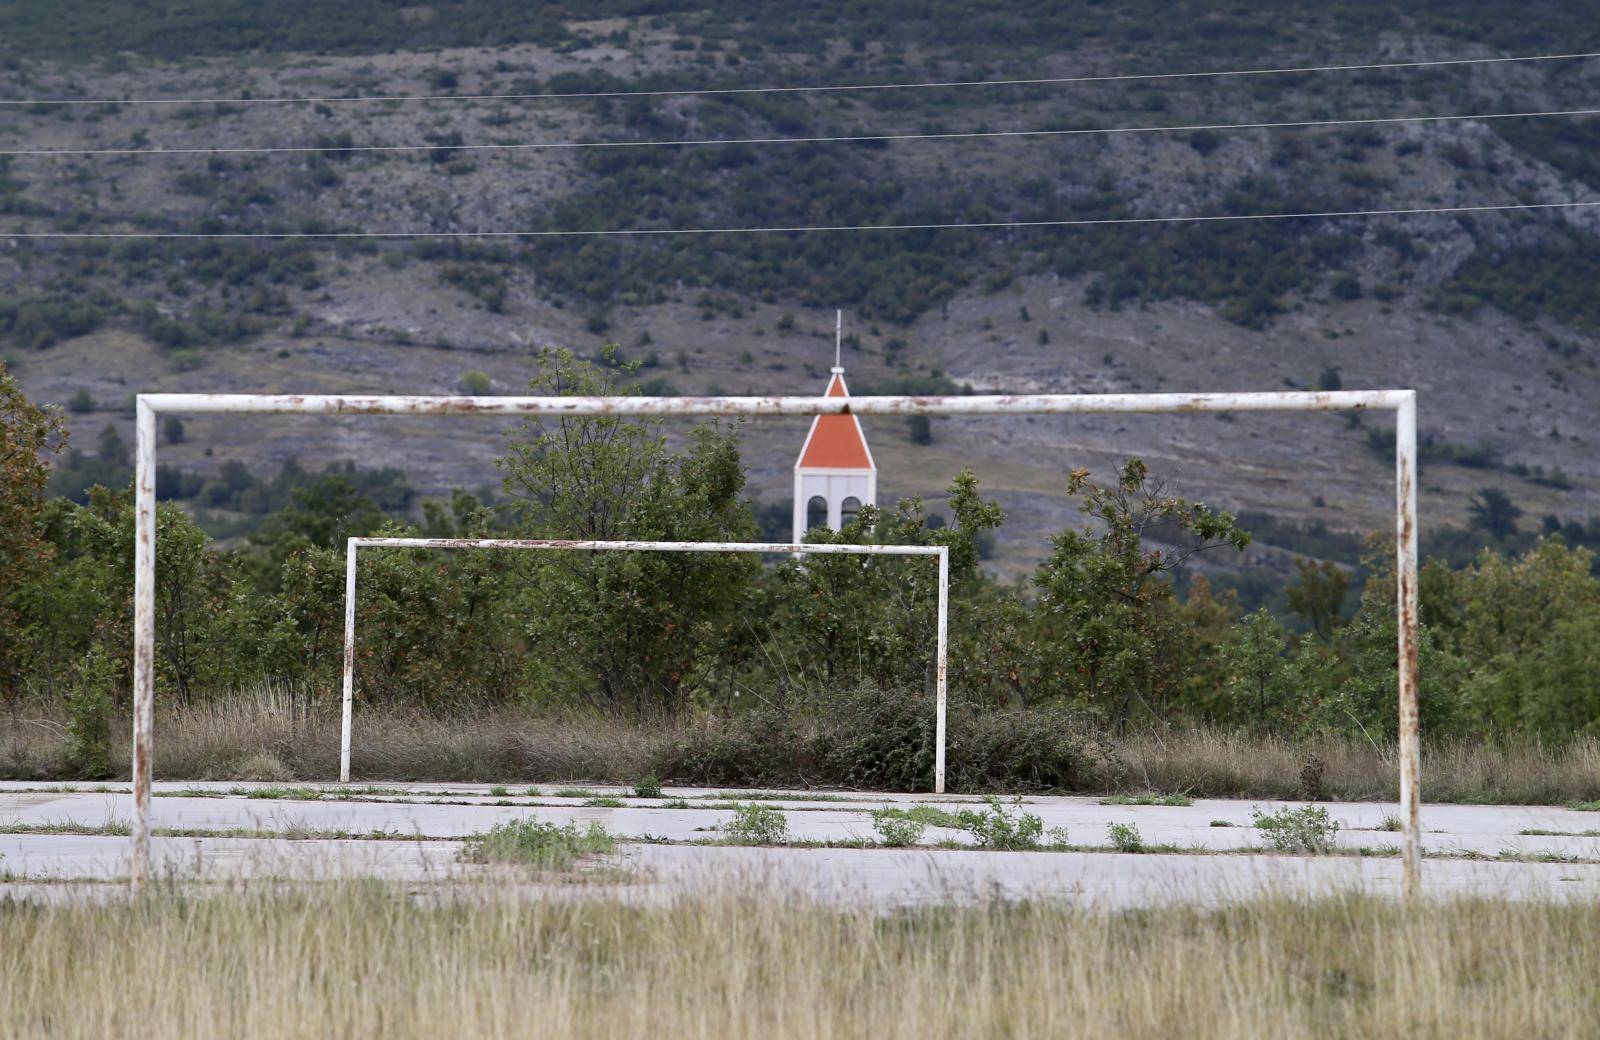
[722,802,788,844]
[1252,804,1341,854]
[1107,821,1145,853]
[953,797,1046,850]
[871,807,927,847]
[457,819,615,871]
[5,352,1600,796]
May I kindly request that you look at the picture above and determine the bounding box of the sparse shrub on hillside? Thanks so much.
[440,266,507,313]
[0,297,104,349]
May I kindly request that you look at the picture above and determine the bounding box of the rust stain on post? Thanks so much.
[131,399,156,892]
[1395,392,1422,898]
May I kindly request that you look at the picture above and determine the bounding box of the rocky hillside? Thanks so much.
[2,2,1599,581]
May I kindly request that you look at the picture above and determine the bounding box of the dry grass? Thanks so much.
[9,690,1600,805]
[2,883,1599,1038]
[1117,728,1600,805]
[0,689,662,784]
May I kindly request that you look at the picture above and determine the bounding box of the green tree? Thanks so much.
[0,362,65,698]
[1031,459,1249,730]
[770,471,1003,697]
[1217,608,1293,725]
[497,347,758,717]
[1286,558,1351,640]
[1336,546,1470,739]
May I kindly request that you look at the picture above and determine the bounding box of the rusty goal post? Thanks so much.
[131,389,1419,895]
[338,536,950,788]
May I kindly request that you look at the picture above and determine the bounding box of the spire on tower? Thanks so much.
[833,308,843,372]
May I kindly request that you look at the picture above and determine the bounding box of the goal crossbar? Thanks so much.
[130,388,1420,896]
[340,536,950,788]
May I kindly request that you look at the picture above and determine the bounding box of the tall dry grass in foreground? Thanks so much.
[2,884,1598,1038]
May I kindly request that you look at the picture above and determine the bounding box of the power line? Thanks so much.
[5,200,1595,240]
[2,50,1596,108]
[8,106,1599,159]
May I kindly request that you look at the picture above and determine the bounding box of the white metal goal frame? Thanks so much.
[339,535,951,787]
[130,388,1419,895]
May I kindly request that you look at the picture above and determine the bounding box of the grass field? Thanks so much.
[1,883,1596,1038]
[8,693,1600,806]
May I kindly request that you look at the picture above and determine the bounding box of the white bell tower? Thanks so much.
[793,311,877,541]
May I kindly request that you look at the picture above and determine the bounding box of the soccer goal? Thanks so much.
[337,536,951,789]
[129,388,1420,895]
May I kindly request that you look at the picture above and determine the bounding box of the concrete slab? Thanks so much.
[5,834,1600,911]
[4,783,1599,858]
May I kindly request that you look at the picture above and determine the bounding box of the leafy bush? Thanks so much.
[457,819,614,871]
[871,808,927,847]
[1107,822,1144,853]
[723,803,788,845]
[632,775,663,799]
[955,797,1044,850]
[1252,805,1340,854]
[656,685,1102,793]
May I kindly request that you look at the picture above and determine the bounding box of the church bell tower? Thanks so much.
[793,311,877,541]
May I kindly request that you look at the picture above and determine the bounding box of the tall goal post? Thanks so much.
[338,537,951,789]
[131,389,1420,897]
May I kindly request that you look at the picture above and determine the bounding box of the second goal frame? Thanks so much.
[339,537,952,790]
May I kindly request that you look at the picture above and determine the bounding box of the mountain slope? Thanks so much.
[2,4,1598,578]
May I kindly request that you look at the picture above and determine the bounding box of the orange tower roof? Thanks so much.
[795,370,875,470]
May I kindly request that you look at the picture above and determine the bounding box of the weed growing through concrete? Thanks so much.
[723,803,789,845]
[633,776,663,799]
[457,820,615,871]
[955,797,1045,850]
[1108,822,1145,853]
[239,786,325,801]
[1210,820,1234,827]
[1101,792,1193,807]
[1252,805,1340,854]
[871,809,927,847]
[872,806,966,829]
[583,797,626,808]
